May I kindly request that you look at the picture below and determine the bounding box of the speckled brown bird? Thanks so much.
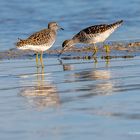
[60,20,123,56]
[16,22,64,68]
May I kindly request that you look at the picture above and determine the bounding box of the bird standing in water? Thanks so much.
[16,22,64,68]
[60,20,123,57]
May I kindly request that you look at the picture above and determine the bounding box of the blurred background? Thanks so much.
[0,0,140,51]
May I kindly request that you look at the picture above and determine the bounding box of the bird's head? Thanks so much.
[48,22,64,31]
[58,39,75,57]
[62,39,74,48]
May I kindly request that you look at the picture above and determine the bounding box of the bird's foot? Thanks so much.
[86,46,91,51]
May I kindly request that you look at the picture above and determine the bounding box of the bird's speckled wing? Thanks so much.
[72,20,123,41]
[73,24,111,41]
[26,29,56,45]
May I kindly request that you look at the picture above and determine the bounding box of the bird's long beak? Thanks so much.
[59,26,64,30]
[58,47,66,57]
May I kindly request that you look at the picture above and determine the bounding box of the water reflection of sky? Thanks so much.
[0,58,140,139]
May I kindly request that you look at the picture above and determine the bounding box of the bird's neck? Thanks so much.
[70,38,79,46]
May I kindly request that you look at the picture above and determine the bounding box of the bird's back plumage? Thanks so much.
[16,22,61,52]
[16,29,56,47]
[72,20,123,44]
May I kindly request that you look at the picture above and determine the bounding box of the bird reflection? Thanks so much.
[73,70,114,96]
[20,68,60,109]
[59,59,74,71]
[74,70,111,80]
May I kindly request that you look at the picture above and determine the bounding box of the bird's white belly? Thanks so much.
[18,42,54,52]
[90,27,117,44]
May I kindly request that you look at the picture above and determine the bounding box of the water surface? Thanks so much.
[0,57,140,139]
[0,0,140,140]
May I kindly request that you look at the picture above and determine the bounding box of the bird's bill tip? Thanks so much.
[57,24,64,30]
[60,27,64,30]
[58,51,63,57]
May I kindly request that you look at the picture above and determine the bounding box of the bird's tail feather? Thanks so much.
[110,20,123,28]
[16,39,27,48]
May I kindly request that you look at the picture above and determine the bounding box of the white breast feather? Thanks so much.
[89,25,120,44]
[18,41,55,52]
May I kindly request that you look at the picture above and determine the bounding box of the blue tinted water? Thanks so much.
[0,0,140,140]
[0,0,140,51]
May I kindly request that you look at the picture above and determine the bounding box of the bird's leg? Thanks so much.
[89,44,97,63]
[103,42,111,63]
[40,52,44,68]
[36,53,39,68]
[104,44,110,54]
[92,44,98,56]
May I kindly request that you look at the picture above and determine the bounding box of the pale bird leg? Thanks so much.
[36,53,39,68]
[40,52,44,68]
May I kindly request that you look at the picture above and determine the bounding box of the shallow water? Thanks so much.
[0,0,140,140]
[0,57,140,139]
